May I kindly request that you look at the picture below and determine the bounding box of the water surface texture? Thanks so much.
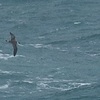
[0,0,100,100]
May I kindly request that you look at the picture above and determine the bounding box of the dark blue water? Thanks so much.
[0,0,100,100]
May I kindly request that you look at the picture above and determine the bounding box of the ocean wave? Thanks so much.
[29,43,55,50]
[74,21,81,25]
[0,84,9,90]
[0,83,9,90]
[15,55,25,58]
[22,80,33,84]
[0,53,14,60]
[46,33,100,46]
[0,69,28,81]
[84,50,100,57]
[17,43,68,54]
[28,43,67,52]
[29,44,45,48]
[75,33,100,43]
[12,80,34,86]
[0,70,11,74]
[41,27,68,37]
[36,77,92,92]
[49,27,68,33]
[0,53,25,60]
[47,40,68,45]
[0,70,23,75]
[8,79,36,90]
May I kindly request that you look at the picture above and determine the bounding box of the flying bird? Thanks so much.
[6,32,18,56]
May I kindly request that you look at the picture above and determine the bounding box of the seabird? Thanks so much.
[6,32,18,56]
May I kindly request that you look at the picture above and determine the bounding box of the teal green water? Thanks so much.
[0,0,100,100]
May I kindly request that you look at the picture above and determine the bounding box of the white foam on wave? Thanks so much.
[89,54,98,57]
[0,69,24,75]
[68,82,91,88]
[60,49,68,52]
[23,80,33,84]
[87,52,100,57]
[0,53,25,60]
[29,43,52,49]
[36,77,92,91]
[0,70,10,74]
[84,51,100,57]
[33,44,44,48]
[24,42,68,53]
[13,79,33,85]
[29,43,67,52]
[0,83,9,90]
[38,36,45,39]
[0,53,14,60]
[74,21,81,25]
[49,27,68,33]
[15,54,25,58]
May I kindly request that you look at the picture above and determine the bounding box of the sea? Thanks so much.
[0,0,100,100]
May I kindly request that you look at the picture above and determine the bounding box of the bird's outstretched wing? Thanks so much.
[10,32,15,40]
[8,32,18,56]
[12,43,17,56]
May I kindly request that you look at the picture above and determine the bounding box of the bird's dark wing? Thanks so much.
[10,32,15,40]
[12,43,17,56]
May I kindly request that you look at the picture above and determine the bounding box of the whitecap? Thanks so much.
[0,53,25,60]
[0,53,14,60]
[74,22,81,25]
[29,43,51,49]
[36,77,92,92]
[34,44,44,48]
[89,54,98,57]
[49,27,68,33]
[28,43,63,52]
[48,86,72,91]
[23,80,33,84]
[60,49,68,52]
[29,44,43,48]
[86,52,100,57]
[38,36,45,39]
[0,69,24,75]
[37,82,49,90]
[0,84,9,90]
[0,70,10,74]
[15,55,25,58]
[69,82,91,88]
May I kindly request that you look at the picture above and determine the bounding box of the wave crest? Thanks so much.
[36,77,92,92]
[0,53,14,60]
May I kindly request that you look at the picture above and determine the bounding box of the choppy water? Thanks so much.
[0,0,100,100]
